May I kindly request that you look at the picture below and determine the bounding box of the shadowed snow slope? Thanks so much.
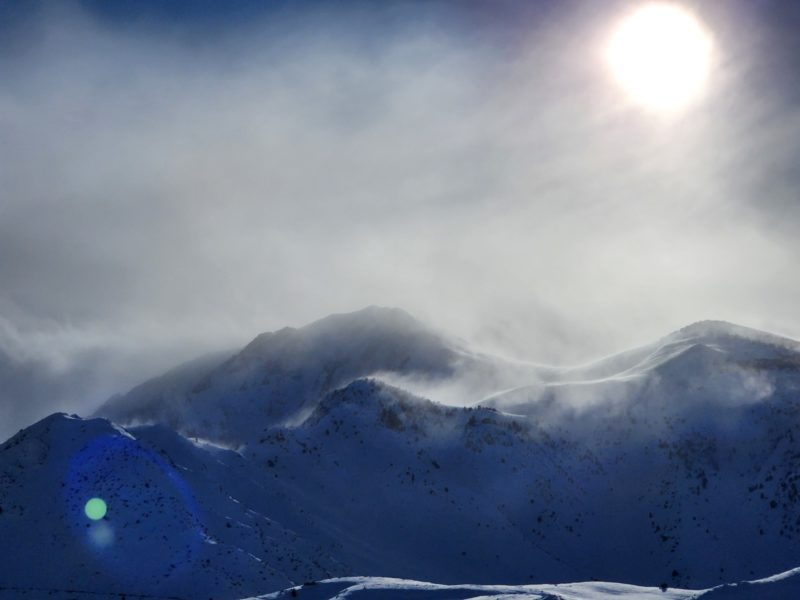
[0,413,344,599]
[4,312,800,598]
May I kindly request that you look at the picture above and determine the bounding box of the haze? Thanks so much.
[1,0,799,439]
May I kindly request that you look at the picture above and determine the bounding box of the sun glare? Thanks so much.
[606,3,713,113]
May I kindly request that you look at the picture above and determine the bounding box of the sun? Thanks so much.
[606,3,713,113]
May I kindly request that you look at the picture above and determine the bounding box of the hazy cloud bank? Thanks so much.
[1,0,799,438]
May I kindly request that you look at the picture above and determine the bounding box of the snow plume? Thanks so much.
[371,350,549,408]
[736,369,775,402]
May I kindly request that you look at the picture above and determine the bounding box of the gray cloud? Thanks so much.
[1,1,799,439]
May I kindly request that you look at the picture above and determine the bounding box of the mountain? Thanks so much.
[95,306,546,443]
[485,319,800,428]
[0,412,347,598]
[3,311,800,598]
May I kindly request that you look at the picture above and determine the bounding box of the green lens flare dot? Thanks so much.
[84,497,107,521]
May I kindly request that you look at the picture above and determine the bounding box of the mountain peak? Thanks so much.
[302,305,424,334]
[96,306,466,443]
[233,306,451,371]
[670,320,800,349]
[676,320,759,338]
[1,412,123,448]
[241,306,429,352]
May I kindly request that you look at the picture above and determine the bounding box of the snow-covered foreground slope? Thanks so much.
[698,566,800,599]
[4,569,799,600]
[3,309,800,598]
[252,576,696,599]
[252,568,800,600]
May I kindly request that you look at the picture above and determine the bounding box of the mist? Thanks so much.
[1,0,800,439]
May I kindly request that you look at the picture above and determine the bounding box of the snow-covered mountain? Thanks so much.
[95,306,547,443]
[0,412,346,598]
[486,319,799,418]
[3,309,800,599]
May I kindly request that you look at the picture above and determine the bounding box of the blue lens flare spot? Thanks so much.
[84,497,107,520]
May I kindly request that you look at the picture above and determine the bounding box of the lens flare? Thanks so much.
[84,497,108,520]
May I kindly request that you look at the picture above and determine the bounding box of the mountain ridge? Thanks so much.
[6,308,799,597]
[94,306,546,442]
[95,309,800,438]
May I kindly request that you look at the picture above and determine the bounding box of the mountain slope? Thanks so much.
[240,369,800,589]
[5,314,800,597]
[252,568,800,600]
[95,306,546,443]
[252,576,695,599]
[0,413,343,599]
[485,319,800,427]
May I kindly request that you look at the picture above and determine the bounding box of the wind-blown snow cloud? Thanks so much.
[1,0,799,438]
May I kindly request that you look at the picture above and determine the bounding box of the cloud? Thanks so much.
[1,0,799,438]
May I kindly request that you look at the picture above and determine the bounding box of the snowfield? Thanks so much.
[2,308,800,599]
[252,576,698,599]
[252,568,800,599]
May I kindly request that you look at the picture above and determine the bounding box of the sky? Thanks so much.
[1,0,800,439]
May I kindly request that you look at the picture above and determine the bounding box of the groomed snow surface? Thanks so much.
[253,566,800,599]
[3,572,799,600]
[254,576,696,599]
